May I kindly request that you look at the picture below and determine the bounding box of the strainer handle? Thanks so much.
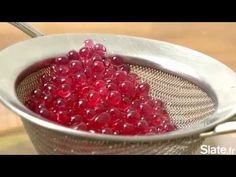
[200,116,236,137]
[9,22,44,38]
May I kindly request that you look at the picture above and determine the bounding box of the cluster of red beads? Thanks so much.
[26,39,177,136]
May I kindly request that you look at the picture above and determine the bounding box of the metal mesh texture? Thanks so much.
[16,64,216,154]
[22,119,203,155]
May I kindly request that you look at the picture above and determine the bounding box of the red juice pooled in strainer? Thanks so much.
[25,39,177,136]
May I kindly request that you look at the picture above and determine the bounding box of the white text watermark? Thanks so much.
[200,145,236,155]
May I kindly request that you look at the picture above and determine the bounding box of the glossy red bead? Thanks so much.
[78,47,90,58]
[56,84,72,98]
[69,60,83,73]
[114,71,127,83]
[93,61,105,73]
[84,39,96,48]
[119,80,135,96]
[107,91,121,106]
[119,96,131,111]
[87,90,101,106]
[94,80,106,90]
[52,65,69,76]
[135,83,150,97]
[55,56,69,65]
[73,72,86,85]
[71,122,87,131]
[101,128,113,134]
[93,112,111,127]
[67,50,79,60]
[106,83,117,91]
[94,43,106,56]
[126,110,140,124]
[110,55,124,66]
[109,107,121,121]
[120,64,131,73]
[76,99,87,114]
[69,115,84,125]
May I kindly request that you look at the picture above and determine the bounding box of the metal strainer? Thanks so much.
[0,23,236,154]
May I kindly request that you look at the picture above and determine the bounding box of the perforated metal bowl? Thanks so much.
[0,33,236,154]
